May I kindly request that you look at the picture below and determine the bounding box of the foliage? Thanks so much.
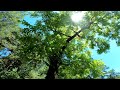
[0,11,25,79]
[0,11,120,79]
[0,11,24,51]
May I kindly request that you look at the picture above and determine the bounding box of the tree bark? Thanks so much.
[45,54,60,79]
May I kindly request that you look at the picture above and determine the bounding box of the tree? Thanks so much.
[1,11,120,79]
[0,11,25,79]
[16,11,120,79]
[106,69,120,79]
[0,11,24,50]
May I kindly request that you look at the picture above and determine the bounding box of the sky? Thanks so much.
[0,48,11,58]
[92,40,120,72]
[1,13,120,72]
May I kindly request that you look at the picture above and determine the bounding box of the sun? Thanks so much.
[71,11,87,23]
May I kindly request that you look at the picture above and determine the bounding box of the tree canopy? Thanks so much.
[0,11,120,79]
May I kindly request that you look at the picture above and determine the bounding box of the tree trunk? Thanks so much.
[45,54,59,79]
[45,64,57,79]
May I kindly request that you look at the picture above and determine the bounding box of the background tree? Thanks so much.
[0,11,24,51]
[0,11,24,79]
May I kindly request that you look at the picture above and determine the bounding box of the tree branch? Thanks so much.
[0,43,5,48]
[44,61,50,66]
[66,22,93,43]
[73,29,81,38]
[61,21,93,52]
